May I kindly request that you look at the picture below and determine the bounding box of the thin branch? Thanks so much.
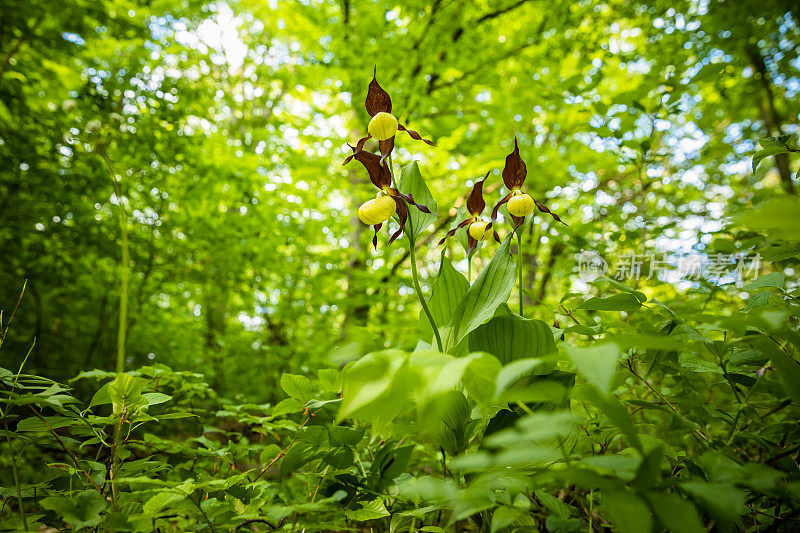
[26,405,104,492]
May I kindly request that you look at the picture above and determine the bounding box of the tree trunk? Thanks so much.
[748,45,795,194]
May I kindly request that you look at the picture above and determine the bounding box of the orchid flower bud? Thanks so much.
[507,191,535,217]
[358,195,396,225]
[368,112,399,141]
[468,220,491,241]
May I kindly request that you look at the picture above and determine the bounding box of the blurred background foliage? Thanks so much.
[1,0,798,398]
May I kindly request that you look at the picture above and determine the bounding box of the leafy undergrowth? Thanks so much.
[2,257,800,531]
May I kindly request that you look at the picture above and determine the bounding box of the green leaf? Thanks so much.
[323,447,354,469]
[423,251,469,339]
[142,392,172,406]
[441,234,516,351]
[734,197,800,239]
[564,343,621,395]
[491,506,524,532]
[760,241,800,261]
[598,278,648,302]
[369,442,413,486]
[681,481,745,531]
[581,386,643,451]
[741,272,785,292]
[752,146,789,171]
[469,303,557,364]
[345,497,390,521]
[535,490,572,519]
[751,337,800,405]
[397,161,438,240]
[645,491,704,533]
[336,350,413,427]
[271,397,305,417]
[495,358,546,398]
[16,415,75,432]
[424,390,471,456]
[142,481,194,516]
[107,373,147,415]
[601,490,654,533]
[280,373,314,403]
[451,206,473,255]
[40,490,108,529]
[280,441,320,476]
[577,293,643,312]
[329,425,365,447]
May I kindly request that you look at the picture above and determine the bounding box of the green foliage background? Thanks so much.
[1,0,800,531]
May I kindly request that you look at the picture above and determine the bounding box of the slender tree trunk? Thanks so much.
[204,281,227,388]
[536,241,565,302]
[747,45,795,194]
[341,121,371,330]
[522,222,541,306]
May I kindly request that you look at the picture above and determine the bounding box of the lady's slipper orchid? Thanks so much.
[438,173,500,254]
[358,194,396,225]
[345,143,434,249]
[344,67,435,164]
[492,137,567,229]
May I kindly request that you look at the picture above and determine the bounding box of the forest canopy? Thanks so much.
[1,0,800,531]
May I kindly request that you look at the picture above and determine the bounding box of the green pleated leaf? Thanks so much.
[421,251,469,339]
[468,303,557,364]
[441,234,516,352]
[397,161,438,240]
[424,390,471,456]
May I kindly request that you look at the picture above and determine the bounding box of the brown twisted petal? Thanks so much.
[493,229,501,243]
[398,124,435,146]
[388,198,408,244]
[390,189,436,216]
[510,214,525,230]
[378,136,395,163]
[346,145,391,190]
[371,223,382,249]
[437,217,473,246]
[467,172,490,216]
[467,233,478,255]
[365,67,392,117]
[342,135,372,165]
[502,136,527,190]
[535,199,568,226]
[492,191,513,220]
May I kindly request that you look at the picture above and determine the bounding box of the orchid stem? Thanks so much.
[517,230,524,317]
[387,154,442,352]
[467,253,472,283]
[407,227,442,352]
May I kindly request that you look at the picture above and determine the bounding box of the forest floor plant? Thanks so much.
[1,71,799,533]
